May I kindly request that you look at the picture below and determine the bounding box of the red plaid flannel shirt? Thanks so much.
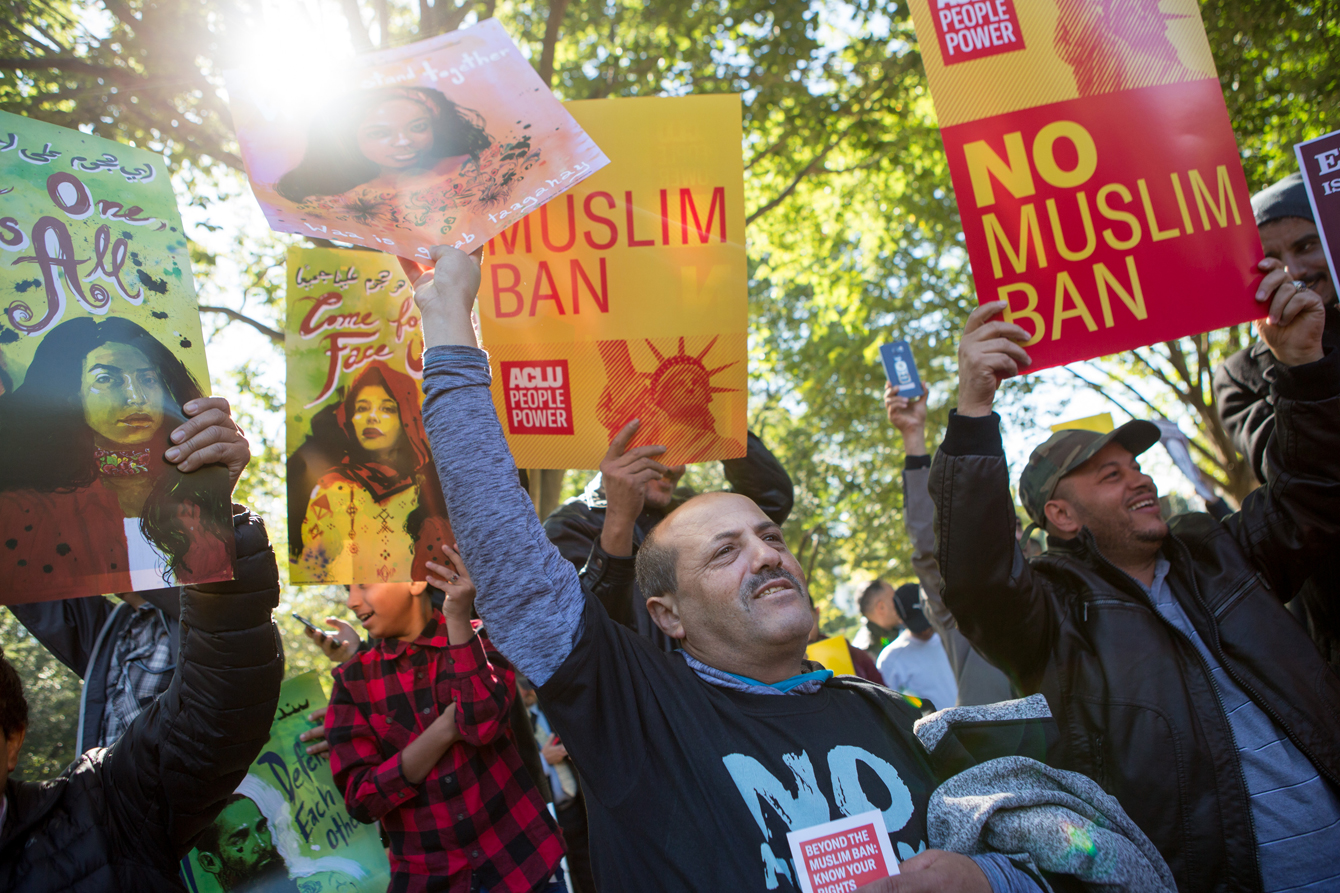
[325,613,564,893]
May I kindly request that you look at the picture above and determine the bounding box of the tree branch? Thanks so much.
[199,306,285,345]
[537,0,571,86]
[339,0,375,53]
[747,140,838,225]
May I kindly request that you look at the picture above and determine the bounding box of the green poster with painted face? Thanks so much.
[0,110,233,604]
[181,672,391,893]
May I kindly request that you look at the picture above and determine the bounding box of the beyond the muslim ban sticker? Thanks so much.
[786,810,899,893]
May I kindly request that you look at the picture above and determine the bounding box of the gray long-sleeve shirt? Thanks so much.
[904,459,1013,706]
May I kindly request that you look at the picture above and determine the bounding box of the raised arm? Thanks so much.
[930,303,1058,688]
[885,382,947,626]
[99,508,283,860]
[412,249,586,686]
[1218,276,1337,594]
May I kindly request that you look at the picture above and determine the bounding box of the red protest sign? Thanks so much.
[909,0,1264,373]
[786,810,899,893]
[1295,130,1340,290]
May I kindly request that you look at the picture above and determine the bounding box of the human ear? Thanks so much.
[4,727,25,772]
[198,851,220,874]
[1043,499,1081,537]
[645,596,686,640]
[408,581,428,596]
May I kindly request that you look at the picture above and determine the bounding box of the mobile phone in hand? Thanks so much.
[292,613,325,635]
[879,340,925,400]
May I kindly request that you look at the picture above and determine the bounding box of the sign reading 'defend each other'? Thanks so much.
[907,0,1265,372]
[181,672,391,893]
[225,18,609,261]
[0,111,233,604]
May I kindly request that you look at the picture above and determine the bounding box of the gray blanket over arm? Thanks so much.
[915,698,1177,893]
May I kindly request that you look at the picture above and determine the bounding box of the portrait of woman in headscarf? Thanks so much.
[293,360,452,584]
[0,317,233,596]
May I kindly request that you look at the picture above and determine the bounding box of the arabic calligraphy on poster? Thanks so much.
[0,111,231,604]
[478,94,749,469]
[182,673,391,893]
[907,0,1263,371]
[286,246,453,586]
[226,19,608,260]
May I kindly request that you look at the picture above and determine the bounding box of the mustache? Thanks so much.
[739,565,805,603]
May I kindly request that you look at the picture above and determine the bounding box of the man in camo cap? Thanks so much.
[928,279,1340,893]
[1017,421,1161,534]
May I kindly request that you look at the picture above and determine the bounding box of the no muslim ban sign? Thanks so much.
[786,811,899,893]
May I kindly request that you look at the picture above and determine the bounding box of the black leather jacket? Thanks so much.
[542,432,794,651]
[0,508,284,893]
[1213,304,1340,673]
[929,351,1340,893]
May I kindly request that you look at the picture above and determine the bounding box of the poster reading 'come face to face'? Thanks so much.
[181,673,391,893]
[908,0,1264,371]
[0,111,232,604]
[227,18,609,262]
[478,95,748,470]
[286,246,453,586]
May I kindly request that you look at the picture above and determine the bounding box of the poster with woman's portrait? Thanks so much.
[226,19,609,262]
[0,111,233,605]
[286,246,452,585]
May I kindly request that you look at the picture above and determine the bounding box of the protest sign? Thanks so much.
[805,634,857,677]
[478,94,748,469]
[1050,412,1113,434]
[786,810,899,893]
[0,111,232,604]
[907,0,1264,371]
[1295,130,1340,288]
[226,19,608,261]
[285,246,453,585]
[181,672,390,893]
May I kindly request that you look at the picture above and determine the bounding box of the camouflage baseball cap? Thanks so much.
[1019,420,1162,527]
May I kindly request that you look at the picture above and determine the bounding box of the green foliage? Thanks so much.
[1,609,79,781]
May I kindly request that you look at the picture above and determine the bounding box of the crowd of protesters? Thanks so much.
[0,170,1336,893]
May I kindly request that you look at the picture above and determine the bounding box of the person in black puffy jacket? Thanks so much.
[0,397,284,893]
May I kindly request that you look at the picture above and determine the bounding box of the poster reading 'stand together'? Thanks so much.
[181,673,391,893]
[479,94,748,469]
[286,246,453,586]
[908,0,1264,370]
[227,19,609,261]
[0,110,232,604]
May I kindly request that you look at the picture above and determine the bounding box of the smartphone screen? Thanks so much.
[292,612,321,633]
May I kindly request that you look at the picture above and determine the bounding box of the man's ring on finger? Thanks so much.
[451,575,459,583]
[1293,279,1309,293]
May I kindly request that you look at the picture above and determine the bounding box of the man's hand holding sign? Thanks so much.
[959,261,1326,418]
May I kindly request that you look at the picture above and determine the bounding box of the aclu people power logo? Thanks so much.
[932,0,1024,65]
[502,360,575,435]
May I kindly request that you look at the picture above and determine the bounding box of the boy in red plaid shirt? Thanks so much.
[324,544,566,893]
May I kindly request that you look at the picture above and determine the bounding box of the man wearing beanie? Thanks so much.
[874,583,958,711]
[1213,172,1340,673]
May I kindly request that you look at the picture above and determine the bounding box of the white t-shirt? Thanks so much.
[876,630,958,711]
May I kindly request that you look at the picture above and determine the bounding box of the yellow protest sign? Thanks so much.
[805,635,857,677]
[477,95,748,469]
[1050,412,1114,434]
